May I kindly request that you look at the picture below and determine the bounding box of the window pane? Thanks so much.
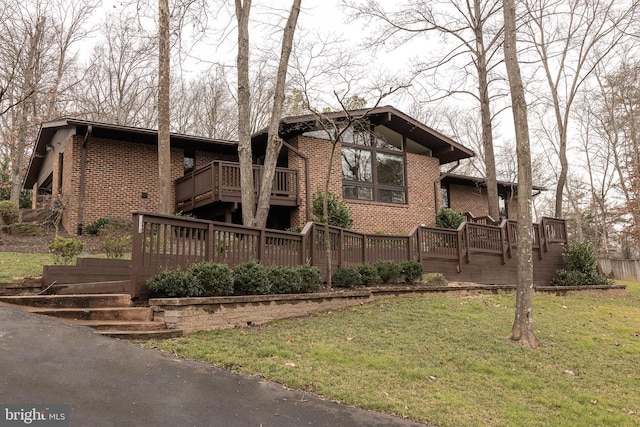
[183,151,195,174]
[499,193,508,218]
[343,185,373,201]
[441,185,450,208]
[373,125,402,151]
[342,147,372,182]
[379,189,406,204]
[376,152,405,186]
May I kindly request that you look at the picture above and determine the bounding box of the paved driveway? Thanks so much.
[0,305,428,427]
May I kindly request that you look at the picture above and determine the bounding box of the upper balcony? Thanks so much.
[175,161,300,212]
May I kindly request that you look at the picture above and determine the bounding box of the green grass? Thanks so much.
[0,251,130,282]
[146,281,640,427]
[0,252,54,281]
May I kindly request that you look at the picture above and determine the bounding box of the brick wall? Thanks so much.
[289,135,441,235]
[449,183,519,220]
[58,134,238,235]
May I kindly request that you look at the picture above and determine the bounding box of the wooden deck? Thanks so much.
[30,214,568,298]
[175,161,299,211]
[128,212,569,298]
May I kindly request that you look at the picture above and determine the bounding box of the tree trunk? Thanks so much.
[235,0,300,228]
[322,139,339,289]
[157,0,172,215]
[503,0,539,348]
[235,0,256,226]
[474,0,500,221]
[254,0,301,228]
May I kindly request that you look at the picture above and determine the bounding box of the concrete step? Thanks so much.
[46,280,130,295]
[98,329,184,340]
[28,306,153,322]
[0,294,132,309]
[69,320,169,332]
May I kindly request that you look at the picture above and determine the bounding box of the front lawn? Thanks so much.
[146,281,640,427]
[0,252,54,282]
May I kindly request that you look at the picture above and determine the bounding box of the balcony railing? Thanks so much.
[175,161,299,211]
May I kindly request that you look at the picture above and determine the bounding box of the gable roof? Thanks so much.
[254,105,475,165]
[24,118,238,188]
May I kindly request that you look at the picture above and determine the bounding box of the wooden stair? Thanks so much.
[0,294,182,340]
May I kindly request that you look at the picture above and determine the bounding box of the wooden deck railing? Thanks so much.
[129,211,568,297]
[175,161,299,211]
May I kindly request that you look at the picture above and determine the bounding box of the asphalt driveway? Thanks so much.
[0,304,428,427]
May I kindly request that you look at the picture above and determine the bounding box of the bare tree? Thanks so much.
[590,59,640,253]
[0,0,98,205]
[74,17,157,127]
[348,0,504,220]
[157,0,172,215]
[503,0,539,348]
[522,0,639,218]
[235,0,302,228]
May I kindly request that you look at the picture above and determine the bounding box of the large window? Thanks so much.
[341,123,407,204]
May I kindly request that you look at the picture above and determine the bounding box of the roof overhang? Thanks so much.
[24,118,239,189]
[441,173,546,193]
[253,105,475,165]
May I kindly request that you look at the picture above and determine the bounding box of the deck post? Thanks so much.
[338,228,344,269]
[258,228,266,264]
[130,213,144,298]
[206,223,215,262]
[416,227,423,264]
[500,220,507,265]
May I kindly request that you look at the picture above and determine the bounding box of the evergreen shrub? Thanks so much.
[374,260,402,284]
[233,261,271,295]
[332,266,361,288]
[401,261,424,283]
[296,265,324,293]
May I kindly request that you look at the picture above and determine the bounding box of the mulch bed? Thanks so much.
[0,228,101,254]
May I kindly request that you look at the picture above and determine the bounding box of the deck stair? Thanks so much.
[0,294,182,340]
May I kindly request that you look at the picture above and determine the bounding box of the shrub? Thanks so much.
[296,265,324,293]
[332,266,361,288]
[358,264,381,286]
[436,207,464,229]
[98,218,132,258]
[401,261,424,284]
[188,262,234,296]
[312,191,354,229]
[232,261,271,295]
[48,236,84,265]
[267,265,303,294]
[551,241,613,287]
[147,269,190,297]
[551,269,613,287]
[85,216,131,235]
[0,200,19,226]
[563,241,597,274]
[375,260,402,284]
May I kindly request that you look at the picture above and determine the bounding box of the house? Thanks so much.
[24,106,536,236]
[439,173,546,221]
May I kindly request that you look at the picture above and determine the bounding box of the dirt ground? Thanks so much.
[0,228,101,254]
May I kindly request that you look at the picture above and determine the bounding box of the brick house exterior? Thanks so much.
[24,107,539,236]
